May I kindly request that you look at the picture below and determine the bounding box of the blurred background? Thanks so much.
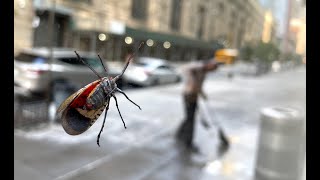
[14,0,306,180]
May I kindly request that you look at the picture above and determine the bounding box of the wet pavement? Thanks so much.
[14,66,306,180]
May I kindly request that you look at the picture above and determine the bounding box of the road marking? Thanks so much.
[54,127,175,180]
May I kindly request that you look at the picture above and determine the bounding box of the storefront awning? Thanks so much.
[34,5,73,16]
[125,26,214,49]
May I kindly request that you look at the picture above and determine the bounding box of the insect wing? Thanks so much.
[57,80,106,135]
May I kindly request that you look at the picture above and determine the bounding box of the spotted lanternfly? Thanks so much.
[56,42,144,147]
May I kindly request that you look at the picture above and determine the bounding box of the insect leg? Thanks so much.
[112,95,127,129]
[97,103,110,147]
[116,88,141,110]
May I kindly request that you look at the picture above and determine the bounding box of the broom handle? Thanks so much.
[198,96,221,128]
[199,97,230,147]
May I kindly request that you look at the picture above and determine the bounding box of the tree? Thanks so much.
[240,44,254,62]
[252,41,280,64]
[281,52,302,63]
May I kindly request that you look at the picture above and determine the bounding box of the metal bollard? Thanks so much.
[254,107,305,180]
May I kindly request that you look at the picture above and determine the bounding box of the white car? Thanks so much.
[14,48,123,122]
[14,47,123,97]
[123,57,181,86]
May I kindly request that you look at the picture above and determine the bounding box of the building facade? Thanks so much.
[282,0,306,55]
[14,0,34,55]
[15,0,266,62]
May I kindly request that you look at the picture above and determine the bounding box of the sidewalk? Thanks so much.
[15,122,258,180]
[14,66,306,180]
[14,91,258,180]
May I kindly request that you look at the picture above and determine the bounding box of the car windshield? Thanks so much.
[135,62,148,67]
[136,62,162,70]
[82,57,102,69]
[15,52,102,69]
[14,53,47,64]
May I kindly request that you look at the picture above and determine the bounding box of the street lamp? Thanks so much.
[47,0,56,122]
[146,39,154,47]
[163,41,171,49]
[125,36,133,44]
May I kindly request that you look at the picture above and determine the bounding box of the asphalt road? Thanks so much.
[14,65,306,180]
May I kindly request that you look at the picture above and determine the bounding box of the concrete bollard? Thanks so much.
[254,107,305,180]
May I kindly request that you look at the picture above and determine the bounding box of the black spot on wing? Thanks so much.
[62,108,91,135]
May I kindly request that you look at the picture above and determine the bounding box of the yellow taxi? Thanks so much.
[214,49,239,65]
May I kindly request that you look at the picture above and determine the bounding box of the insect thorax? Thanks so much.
[102,78,117,93]
[85,78,116,110]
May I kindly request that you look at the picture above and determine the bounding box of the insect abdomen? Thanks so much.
[86,84,106,110]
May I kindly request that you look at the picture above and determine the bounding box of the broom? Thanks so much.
[198,96,230,148]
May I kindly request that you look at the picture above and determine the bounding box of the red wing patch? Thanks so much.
[70,80,102,108]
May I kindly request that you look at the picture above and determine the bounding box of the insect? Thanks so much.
[56,42,144,147]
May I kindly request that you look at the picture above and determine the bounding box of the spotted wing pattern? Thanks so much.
[57,80,108,135]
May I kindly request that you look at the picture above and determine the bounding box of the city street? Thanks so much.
[14,66,306,180]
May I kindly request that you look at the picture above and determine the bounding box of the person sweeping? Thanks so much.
[175,57,229,153]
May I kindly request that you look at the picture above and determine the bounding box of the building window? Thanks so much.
[33,11,69,47]
[197,6,206,39]
[218,2,224,13]
[72,0,92,4]
[158,2,167,26]
[209,20,215,40]
[229,11,236,29]
[131,0,148,20]
[170,0,183,31]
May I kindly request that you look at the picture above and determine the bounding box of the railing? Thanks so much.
[14,97,49,128]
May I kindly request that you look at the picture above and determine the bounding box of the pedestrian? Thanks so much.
[175,56,225,153]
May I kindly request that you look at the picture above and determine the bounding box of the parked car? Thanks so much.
[14,47,123,96]
[14,47,123,122]
[123,57,181,86]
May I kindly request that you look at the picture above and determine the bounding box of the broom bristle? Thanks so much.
[218,128,230,148]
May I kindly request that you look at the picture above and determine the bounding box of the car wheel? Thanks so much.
[176,76,181,83]
[227,72,234,79]
[151,78,159,86]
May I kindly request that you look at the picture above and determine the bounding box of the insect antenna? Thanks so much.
[97,54,108,76]
[112,95,127,129]
[116,88,141,110]
[97,103,110,147]
[74,51,103,79]
[113,42,145,82]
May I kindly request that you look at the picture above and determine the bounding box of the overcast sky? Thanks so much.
[258,0,288,36]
